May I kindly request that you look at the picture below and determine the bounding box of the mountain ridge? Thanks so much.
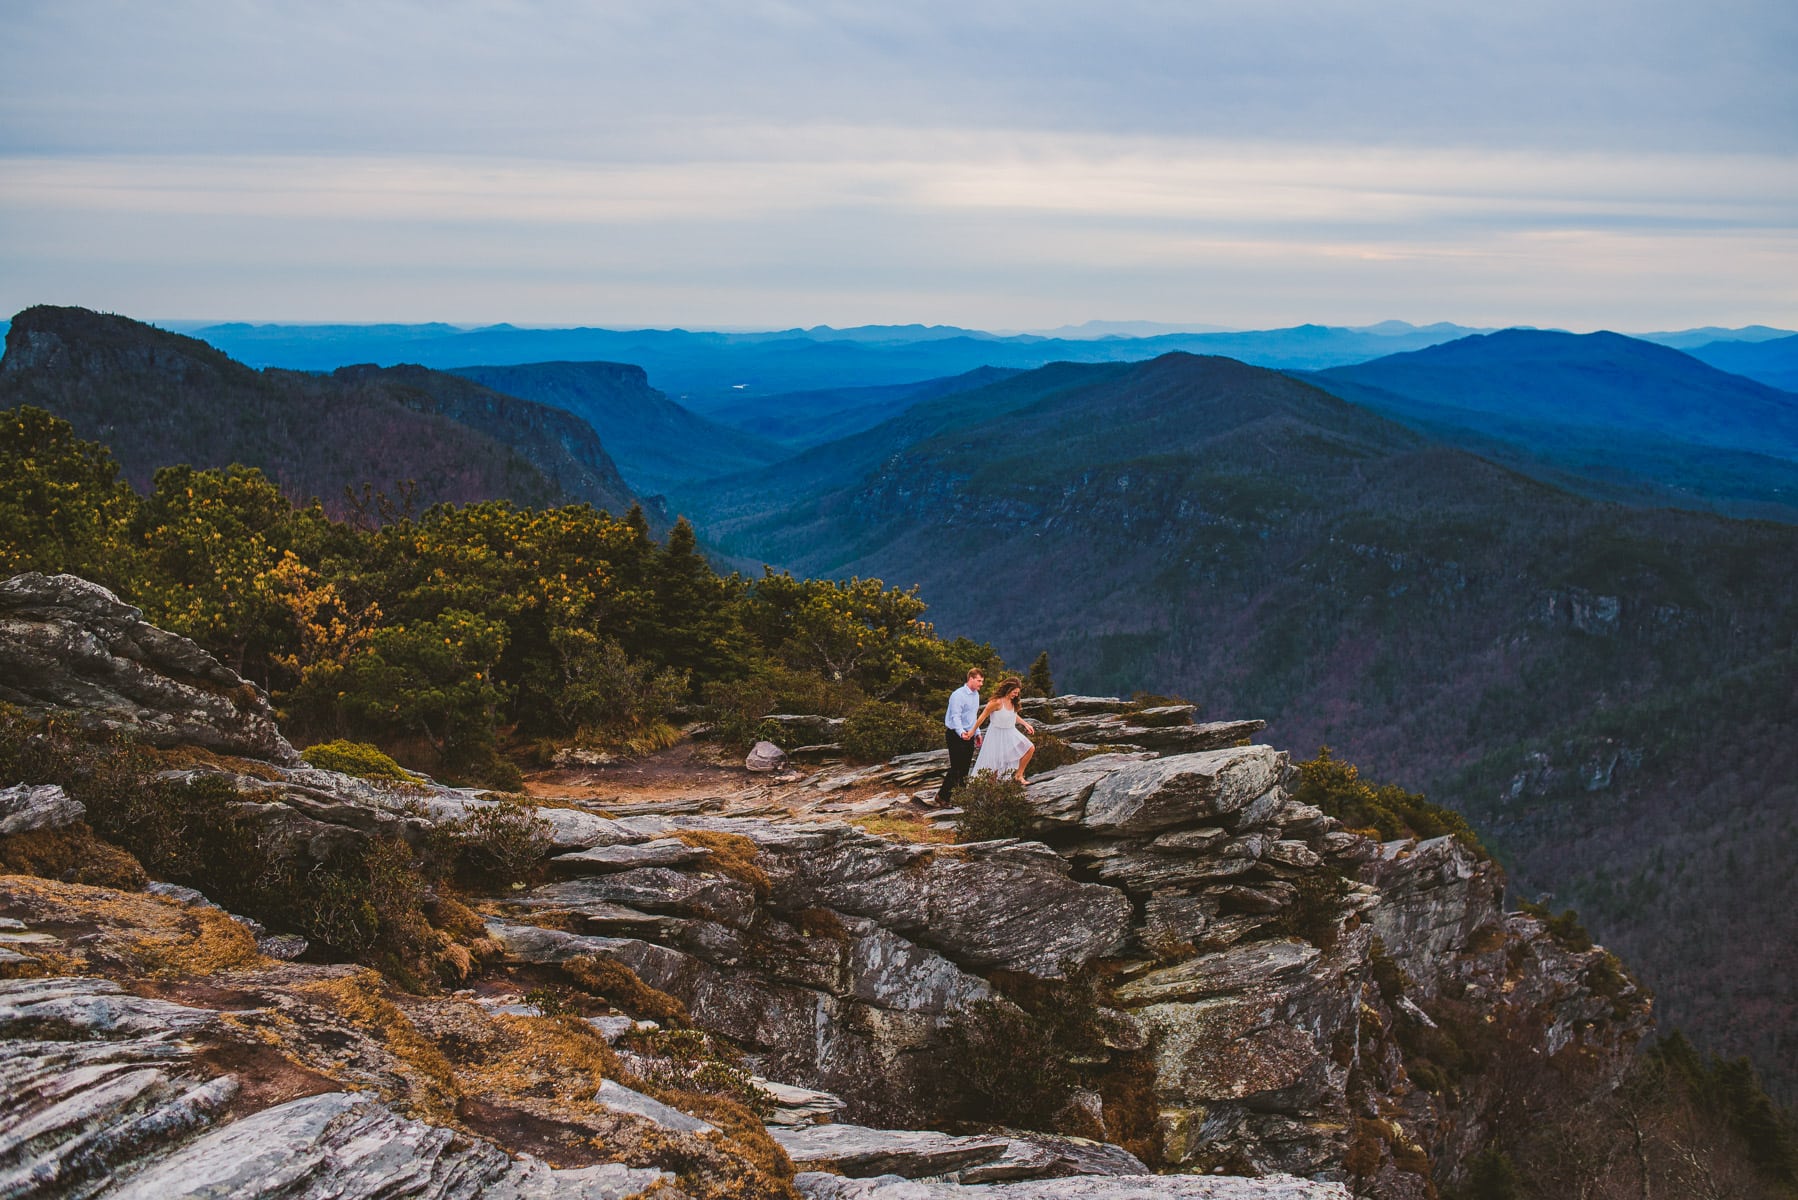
[675,350,1798,1103]
[0,306,637,516]
[448,360,786,496]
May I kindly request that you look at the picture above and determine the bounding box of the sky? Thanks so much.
[1,1,1795,331]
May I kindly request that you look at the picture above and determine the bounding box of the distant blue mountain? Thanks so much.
[181,320,1494,407]
[1023,319,1237,338]
[1685,334,1798,392]
[690,367,1023,447]
[1630,325,1796,351]
[447,360,785,496]
[1309,330,1798,520]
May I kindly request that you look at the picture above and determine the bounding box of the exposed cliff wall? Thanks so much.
[0,578,1653,1198]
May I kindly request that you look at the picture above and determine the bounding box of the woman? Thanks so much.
[970,677,1036,783]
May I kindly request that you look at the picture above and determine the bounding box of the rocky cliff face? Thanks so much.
[0,582,1651,1199]
[481,727,1648,1197]
[0,572,299,764]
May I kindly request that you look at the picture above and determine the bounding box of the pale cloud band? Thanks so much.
[1,1,1793,328]
[3,131,1793,329]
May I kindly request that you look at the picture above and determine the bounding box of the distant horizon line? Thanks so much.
[3,309,1794,344]
[122,317,1798,341]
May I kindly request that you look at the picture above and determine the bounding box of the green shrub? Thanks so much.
[278,835,438,984]
[1456,1148,1521,1200]
[1295,747,1487,857]
[438,796,554,888]
[1519,899,1594,951]
[542,628,688,736]
[1274,871,1350,950]
[939,968,1115,1128]
[701,666,865,750]
[1025,733,1081,776]
[621,1027,772,1116]
[953,774,1034,842]
[841,700,940,763]
[302,739,424,783]
[524,985,578,1018]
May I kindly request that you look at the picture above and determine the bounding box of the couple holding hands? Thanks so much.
[932,667,1036,806]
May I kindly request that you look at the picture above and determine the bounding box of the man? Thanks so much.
[934,667,984,806]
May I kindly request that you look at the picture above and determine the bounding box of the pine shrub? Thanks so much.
[953,774,1033,842]
[302,739,424,783]
[841,700,939,762]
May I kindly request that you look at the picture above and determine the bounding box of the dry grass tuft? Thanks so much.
[849,812,955,845]
[145,744,285,781]
[672,830,770,898]
[562,954,691,1026]
[290,971,461,1120]
[130,907,264,976]
[0,824,147,888]
[0,875,262,977]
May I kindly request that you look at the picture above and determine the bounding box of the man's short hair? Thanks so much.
[966,667,984,680]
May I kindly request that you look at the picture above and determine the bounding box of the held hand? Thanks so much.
[961,730,974,740]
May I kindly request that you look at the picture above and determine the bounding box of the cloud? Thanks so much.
[4,1,1794,156]
[0,2,1793,326]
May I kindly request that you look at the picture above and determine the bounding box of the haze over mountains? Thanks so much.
[1311,330,1798,521]
[4,302,1797,1103]
[673,349,1798,1102]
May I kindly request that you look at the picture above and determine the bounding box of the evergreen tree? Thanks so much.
[1026,651,1054,697]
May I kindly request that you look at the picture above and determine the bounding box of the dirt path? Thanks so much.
[519,737,955,841]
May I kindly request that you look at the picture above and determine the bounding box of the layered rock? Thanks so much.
[0,975,674,1200]
[473,724,1647,1196]
[0,592,1650,1197]
[0,572,299,764]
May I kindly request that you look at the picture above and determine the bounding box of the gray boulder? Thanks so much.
[0,572,300,764]
[0,782,83,834]
[772,1122,1012,1178]
[747,741,788,771]
[594,1078,715,1133]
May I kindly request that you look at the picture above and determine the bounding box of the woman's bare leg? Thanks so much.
[1014,745,1035,782]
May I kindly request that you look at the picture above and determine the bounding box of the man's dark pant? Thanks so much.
[935,727,975,806]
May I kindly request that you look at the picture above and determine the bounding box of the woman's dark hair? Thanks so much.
[996,677,1024,704]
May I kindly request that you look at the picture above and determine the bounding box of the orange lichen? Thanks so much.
[0,825,147,888]
[848,813,955,845]
[562,954,691,1026]
[672,831,770,899]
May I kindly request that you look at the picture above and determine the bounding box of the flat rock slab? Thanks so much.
[956,1133,1148,1183]
[772,1123,1011,1178]
[531,807,635,851]
[759,1078,847,1126]
[95,1091,673,1200]
[1113,940,1321,1007]
[0,782,83,834]
[1081,747,1285,835]
[550,838,711,875]
[594,1078,715,1133]
[796,1171,1352,1198]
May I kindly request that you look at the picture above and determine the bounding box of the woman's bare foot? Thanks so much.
[1013,772,1027,783]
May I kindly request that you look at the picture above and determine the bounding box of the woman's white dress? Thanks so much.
[972,705,1033,779]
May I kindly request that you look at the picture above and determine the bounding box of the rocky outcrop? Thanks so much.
[772,1124,1150,1183]
[478,708,1649,1196]
[0,783,82,835]
[0,975,672,1200]
[0,573,299,764]
[0,593,1650,1198]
